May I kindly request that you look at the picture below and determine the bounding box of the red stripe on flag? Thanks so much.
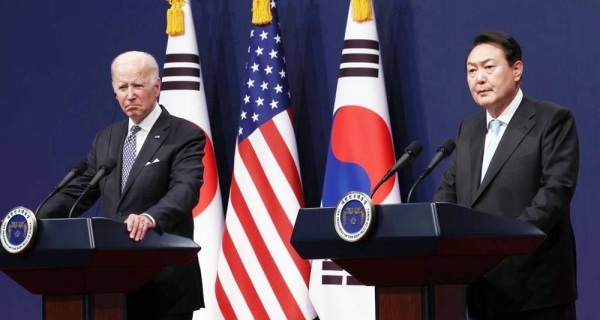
[238,138,311,281]
[259,111,304,207]
[216,2,315,319]
[219,225,269,320]
[229,176,305,319]
[215,277,237,320]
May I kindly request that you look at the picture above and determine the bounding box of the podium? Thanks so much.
[0,217,201,320]
[291,202,546,320]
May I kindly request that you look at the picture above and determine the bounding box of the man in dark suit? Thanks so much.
[433,30,579,320]
[38,51,205,320]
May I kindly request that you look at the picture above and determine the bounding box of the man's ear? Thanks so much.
[155,78,161,98]
[513,60,523,82]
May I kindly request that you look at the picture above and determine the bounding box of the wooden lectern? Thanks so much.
[0,217,200,320]
[291,202,545,320]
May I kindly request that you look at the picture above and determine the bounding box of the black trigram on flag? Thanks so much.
[321,260,364,286]
[339,39,379,78]
[161,54,201,91]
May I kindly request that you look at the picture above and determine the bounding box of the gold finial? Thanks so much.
[352,0,373,22]
[252,0,272,25]
[166,0,185,36]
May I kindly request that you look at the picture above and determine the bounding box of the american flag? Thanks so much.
[215,1,316,319]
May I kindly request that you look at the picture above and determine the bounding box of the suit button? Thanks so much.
[117,212,123,218]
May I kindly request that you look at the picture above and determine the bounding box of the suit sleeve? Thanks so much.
[517,108,579,232]
[432,121,462,203]
[144,127,205,232]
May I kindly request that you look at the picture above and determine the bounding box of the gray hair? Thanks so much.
[111,51,159,85]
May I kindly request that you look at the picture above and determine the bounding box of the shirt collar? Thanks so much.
[128,102,162,133]
[486,88,523,129]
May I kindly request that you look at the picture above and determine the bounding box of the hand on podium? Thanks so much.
[124,213,155,241]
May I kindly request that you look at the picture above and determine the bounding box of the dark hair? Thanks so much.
[467,30,522,66]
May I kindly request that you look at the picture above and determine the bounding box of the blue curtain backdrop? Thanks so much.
[1,0,598,319]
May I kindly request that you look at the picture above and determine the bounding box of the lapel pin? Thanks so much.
[154,135,161,139]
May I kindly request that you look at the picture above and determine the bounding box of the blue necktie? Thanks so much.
[121,125,141,193]
[481,119,503,183]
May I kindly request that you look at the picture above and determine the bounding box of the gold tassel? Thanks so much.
[166,0,185,36]
[252,0,272,25]
[352,0,373,22]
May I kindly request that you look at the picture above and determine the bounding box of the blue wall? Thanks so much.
[1,0,598,319]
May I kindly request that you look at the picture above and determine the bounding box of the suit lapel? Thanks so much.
[120,108,171,197]
[474,97,536,202]
[104,122,128,198]
[468,116,486,205]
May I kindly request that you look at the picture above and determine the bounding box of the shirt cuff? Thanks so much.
[140,213,156,227]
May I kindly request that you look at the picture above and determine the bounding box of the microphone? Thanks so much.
[34,160,88,217]
[406,139,456,203]
[68,158,117,218]
[87,158,117,189]
[423,139,456,176]
[55,160,89,193]
[370,141,423,198]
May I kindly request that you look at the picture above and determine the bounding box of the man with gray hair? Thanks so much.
[39,51,205,320]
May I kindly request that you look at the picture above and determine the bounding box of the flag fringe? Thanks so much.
[166,0,185,36]
[252,0,272,25]
[352,0,373,22]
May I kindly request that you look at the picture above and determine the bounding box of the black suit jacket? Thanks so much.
[39,106,205,315]
[433,96,579,314]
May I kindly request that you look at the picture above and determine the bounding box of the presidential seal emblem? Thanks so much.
[1,206,37,254]
[334,191,376,242]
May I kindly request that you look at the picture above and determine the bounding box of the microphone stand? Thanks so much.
[370,177,388,199]
[68,186,92,219]
[34,190,58,217]
[405,173,426,204]
[68,193,85,219]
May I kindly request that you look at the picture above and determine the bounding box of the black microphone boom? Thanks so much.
[55,160,88,192]
[87,158,117,190]
[34,160,88,217]
[424,139,456,174]
[68,158,117,218]
[370,141,423,199]
[406,139,456,203]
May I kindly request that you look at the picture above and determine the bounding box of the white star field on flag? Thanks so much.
[238,13,290,141]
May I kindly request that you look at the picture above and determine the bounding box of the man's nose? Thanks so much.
[475,70,487,83]
[126,88,136,99]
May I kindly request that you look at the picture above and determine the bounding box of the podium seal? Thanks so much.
[1,206,37,254]
[334,191,375,242]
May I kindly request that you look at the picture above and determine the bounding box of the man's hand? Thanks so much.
[124,213,155,241]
